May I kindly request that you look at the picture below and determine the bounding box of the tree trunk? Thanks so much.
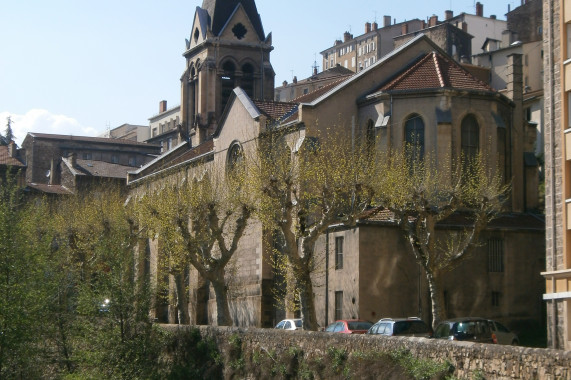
[173,272,190,325]
[297,269,319,331]
[211,277,232,326]
[426,271,445,330]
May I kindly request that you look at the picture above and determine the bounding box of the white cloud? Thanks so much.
[0,109,99,147]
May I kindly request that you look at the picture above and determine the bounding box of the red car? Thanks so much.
[324,319,373,334]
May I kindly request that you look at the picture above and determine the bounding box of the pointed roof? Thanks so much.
[201,0,265,40]
[377,51,494,93]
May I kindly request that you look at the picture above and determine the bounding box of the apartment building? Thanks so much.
[543,0,571,351]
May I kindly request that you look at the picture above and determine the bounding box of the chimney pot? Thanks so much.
[365,22,371,33]
[372,22,378,31]
[344,31,351,42]
[384,15,391,27]
[445,10,453,20]
[293,76,297,84]
[429,15,438,27]
[159,100,167,113]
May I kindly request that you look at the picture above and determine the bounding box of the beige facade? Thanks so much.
[543,0,571,350]
[128,1,544,335]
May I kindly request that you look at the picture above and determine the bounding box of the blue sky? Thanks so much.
[1,0,518,145]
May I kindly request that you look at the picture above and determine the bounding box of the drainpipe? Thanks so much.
[547,0,558,348]
[325,229,329,327]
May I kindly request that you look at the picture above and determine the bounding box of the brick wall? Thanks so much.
[164,325,571,379]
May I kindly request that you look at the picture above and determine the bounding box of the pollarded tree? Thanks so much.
[374,150,508,329]
[250,128,376,331]
[137,164,252,327]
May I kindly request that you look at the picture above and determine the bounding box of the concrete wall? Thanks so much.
[168,325,571,380]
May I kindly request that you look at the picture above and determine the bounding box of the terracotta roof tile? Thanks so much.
[0,145,25,167]
[378,51,494,93]
[252,100,298,121]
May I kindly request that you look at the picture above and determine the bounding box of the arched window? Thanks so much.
[227,142,243,170]
[404,114,425,161]
[221,61,236,113]
[461,114,479,160]
[241,63,255,98]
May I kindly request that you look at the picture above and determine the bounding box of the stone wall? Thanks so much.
[163,325,571,380]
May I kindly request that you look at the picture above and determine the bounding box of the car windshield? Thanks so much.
[434,323,451,338]
[294,320,302,328]
[348,321,373,331]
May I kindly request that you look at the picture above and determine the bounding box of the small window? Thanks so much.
[111,154,119,164]
[82,152,92,160]
[488,238,504,273]
[232,23,247,39]
[335,236,344,270]
[284,321,291,329]
[334,291,343,321]
[128,156,137,166]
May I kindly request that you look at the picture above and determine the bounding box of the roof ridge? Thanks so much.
[433,52,446,88]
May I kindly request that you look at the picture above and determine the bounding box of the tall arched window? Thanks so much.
[461,114,479,160]
[241,63,255,98]
[221,61,236,113]
[404,114,425,161]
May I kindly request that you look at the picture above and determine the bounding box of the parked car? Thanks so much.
[433,317,494,344]
[324,319,373,334]
[274,318,303,330]
[367,317,432,338]
[488,319,519,345]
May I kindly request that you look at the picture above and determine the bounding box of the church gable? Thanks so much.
[187,8,209,51]
[218,4,262,44]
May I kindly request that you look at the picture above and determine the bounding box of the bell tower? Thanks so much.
[181,0,275,146]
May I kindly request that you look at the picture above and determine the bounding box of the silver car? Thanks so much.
[488,320,519,345]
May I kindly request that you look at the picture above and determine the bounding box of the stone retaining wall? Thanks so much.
[163,325,571,379]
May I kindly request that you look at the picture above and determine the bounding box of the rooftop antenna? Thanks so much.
[312,54,320,74]
[106,121,111,138]
[290,69,294,81]
[374,10,378,23]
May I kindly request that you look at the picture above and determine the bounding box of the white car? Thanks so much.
[274,318,303,330]
[488,320,519,345]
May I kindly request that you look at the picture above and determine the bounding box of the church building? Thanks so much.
[128,0,545,337]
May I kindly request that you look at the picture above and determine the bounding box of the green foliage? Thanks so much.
[327,346,348,373]
[390,349,453,380]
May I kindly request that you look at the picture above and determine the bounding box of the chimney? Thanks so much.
[282,80,288,87]
[365,22,371,33]
[445,10,453,20]
[293,76,297,84]
[402,23,409,35]
[372,22,378,31]
[313,67,318,75]
[8,141,16,158]
[384,15,391,27]
[462,22,468,32]
[476,2,483,17]
[490,14,496,19]
[159,100,167,113]
[429,15,438,27]
[344,31,351,42]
